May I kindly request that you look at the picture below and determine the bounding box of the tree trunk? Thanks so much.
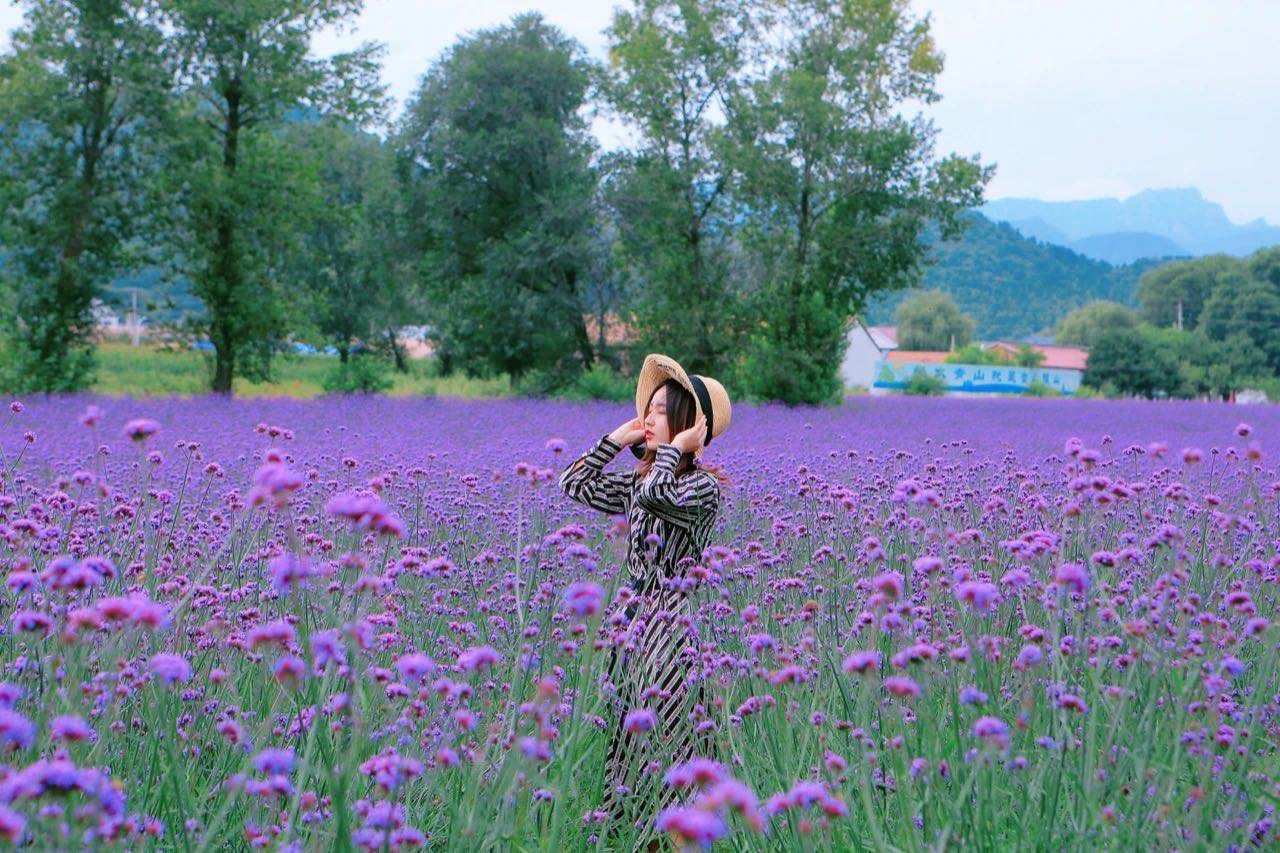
[210,77,242,395]
[386,331,408,373]
[212,320,234,394]
[567,269,595,368]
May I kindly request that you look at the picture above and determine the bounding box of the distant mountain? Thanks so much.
[1009,217,1067,245]
[1067,231,1188,265]
[982,188,1280,260]
[862,211,1158,340]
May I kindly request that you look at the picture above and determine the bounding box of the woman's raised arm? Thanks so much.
[558,433,633,516]
[633,443,719,529]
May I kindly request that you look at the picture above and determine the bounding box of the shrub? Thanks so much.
[565,363,633,402]
[512,366,577,399]
[1071,383,1104,399]
[945,344,1006,365]
[903,371,946,396]
[321,356,393,394]
[1024,379,1061,397]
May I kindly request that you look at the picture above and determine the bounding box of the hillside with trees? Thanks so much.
[862,212,1160,340]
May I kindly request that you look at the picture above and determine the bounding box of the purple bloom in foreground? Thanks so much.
[122,418,160,441]
[563,580,604,616]
[1053,562,1090,595]
[0,710,35,751]
[456,645,501,673]
[842,650,881,674]
[623,708,657,734]
[49,715,95,743]
[394,652,438,683]
[972,715,1011,748]
[149,653,192,685]
[253,747,295,776]
[654,805,727,848]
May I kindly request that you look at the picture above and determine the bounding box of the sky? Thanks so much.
[3,0,1278,224]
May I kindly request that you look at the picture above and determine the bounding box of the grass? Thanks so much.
[90,341,515,399]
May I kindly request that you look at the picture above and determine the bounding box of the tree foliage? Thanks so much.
[1136,253,1240,330]
[0,0,168,391]
[1083,324,1268,400]
[895,289,974,351]
[600,0,760,378]
[1054,300,1139,348]
[282,120,420,366]
[725,0,992,404]
[159,0,386,393]
[397,13,600,383]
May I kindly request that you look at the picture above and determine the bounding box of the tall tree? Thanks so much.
[160,0,385,393]
[397,13,599,382]
[1199,270,1280,374]
[894,289,973,351]
[0,0,168,391]
[1054,300,1138,348]
[282,120,420,366]
[600,0,759,377]
[724,0,992,404]
[1136,254,1240,330]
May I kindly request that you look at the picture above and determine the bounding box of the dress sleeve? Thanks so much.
[558,433,633,516]
[633,443,719,529]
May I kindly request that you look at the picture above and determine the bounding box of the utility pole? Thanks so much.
[128,288,140,347]
[1176,299,1183,331]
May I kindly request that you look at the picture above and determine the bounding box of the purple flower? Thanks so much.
[956,580,1001,614]
[563,580,604,616]
[654,805,727,847]
[972,715,1010,748]
[1053,562,1090,595]
[311,629,346,671]
[325,491,404,537]
[664,758,728,788]
[842,650,881,674]
[49,715,95,743]
[267,552,318,595]
[456,645,501,673]
[0,804,24,842]
[123,418,160,441]
[248,461,304,508]
[149,653,192,685]
[0,710,35,751]
[883,675,921,698]
[253,747,295,776]
[394,652,437,683]
[1014,644,1044,671]
[623,708,657,734]
[273,655,306,685]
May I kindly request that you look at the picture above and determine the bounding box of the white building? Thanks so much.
[841,318,896,392]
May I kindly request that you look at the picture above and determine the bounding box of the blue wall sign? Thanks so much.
[873,360,1082,395]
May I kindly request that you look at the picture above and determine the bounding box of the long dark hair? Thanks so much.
[634,378,731,486]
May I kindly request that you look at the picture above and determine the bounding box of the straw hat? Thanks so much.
[629,353,732,459]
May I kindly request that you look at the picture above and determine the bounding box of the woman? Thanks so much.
[558,354,732,851]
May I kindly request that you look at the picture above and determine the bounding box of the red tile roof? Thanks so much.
[985,342,1088,371]
[867,325,898,347]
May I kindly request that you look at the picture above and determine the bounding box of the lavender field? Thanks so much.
[0,393,1276,850]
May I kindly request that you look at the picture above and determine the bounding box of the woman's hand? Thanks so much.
[609,416,646,448]
[670,412,707,456]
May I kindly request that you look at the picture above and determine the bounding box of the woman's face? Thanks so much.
[643,385,670,448]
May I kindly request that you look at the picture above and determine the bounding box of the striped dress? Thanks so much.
[558,433,721,847]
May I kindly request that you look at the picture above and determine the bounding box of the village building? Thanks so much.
[878,340,1088,397]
